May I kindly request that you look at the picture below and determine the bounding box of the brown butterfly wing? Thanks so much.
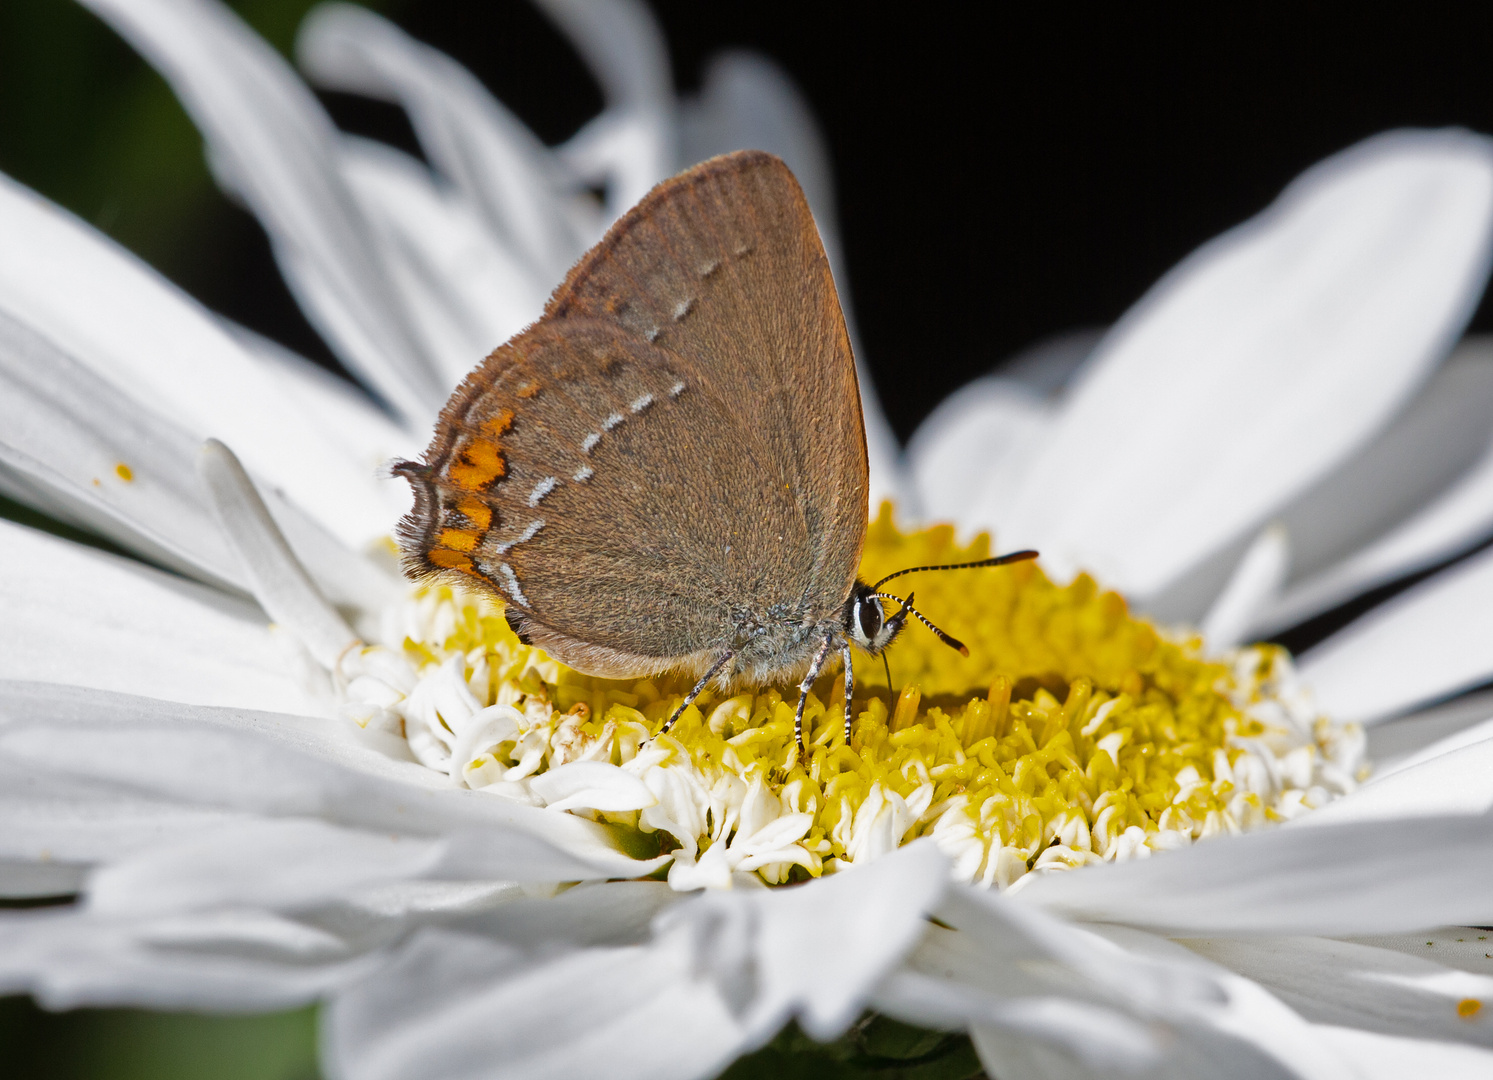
[545,150,869,598]
[396,151,868,679]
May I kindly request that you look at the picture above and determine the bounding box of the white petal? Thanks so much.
[1365,689,1493,771]
[923,888,1228,1022]
[1298,540,1493,724]
[663,840,949,1041]
[86,818,444,917]
[970,1000,1328,1080]
[1266,438,1493,635]
[1014,808,1493,936]
[1300,738,1493,824]
[0,314,324,600]
[224,321,419,507]
[907,377,1053,532]
[1254,338,1493,631]
[0,310,240,590]
[1199,524,1290,651]
[894,889,1349,1079]
[0,520,317,714]
[1000,130,1493,599]
[999,328,1108,397]
[0,791,529,1006]
[327,927,744,1080]
[966,1026,1153,1080]
[0,681,667,881]
[760,841,950,1036]
[1082,925,1360,1080]
[0,905,382,1011]
[3,363,396,612]
[1317,1025,1493,1080]
[296,3,589,283]
[908,329,1103,530]
[874,971,1162,1071]
[1344,927,1493,975]
[860,377,909,516]
[323,879,525,928]
[456,878,680,950]
[1,757,251,867]
[79,0,448,421]
[558,105,673,221]
[538,0,674,211]
[335,137,549,382]
[1281,338,1493,584]
[1183,934,1493,1049]
[333,845,947,1079]
[0,301,401,611]
[529,760,658,813]
[0,171,400,548]
[199,439,359,668]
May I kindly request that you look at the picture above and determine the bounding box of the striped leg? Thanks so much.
[792,634,835,758]
[659,648,736,737]
[842,644,856,745]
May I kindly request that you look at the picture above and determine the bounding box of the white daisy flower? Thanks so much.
[5,1,1493,1077]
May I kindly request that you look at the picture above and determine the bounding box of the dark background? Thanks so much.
[7,2,1493,442]
[5,4,1493,1076]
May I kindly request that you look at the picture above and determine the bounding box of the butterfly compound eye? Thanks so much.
[852,593,884,647]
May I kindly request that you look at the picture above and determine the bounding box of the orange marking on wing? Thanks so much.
[115,463,134,482]
[427,548,474,571]
[466,440,505,467]
[439,528,478,553]
[447,438,507,491]
[482,408,515,437]
[456,498,493,532]
[516,381,540,398]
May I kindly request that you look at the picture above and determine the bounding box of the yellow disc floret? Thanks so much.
[339,506,1364,890]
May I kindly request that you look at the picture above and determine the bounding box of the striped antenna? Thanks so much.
[874,591,970,657]
[871,549,1038,591]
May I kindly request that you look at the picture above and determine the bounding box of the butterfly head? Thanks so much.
[843,550,1041,660]
[844,581,907,655]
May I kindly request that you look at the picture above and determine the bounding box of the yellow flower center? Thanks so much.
[342,506,1364,890]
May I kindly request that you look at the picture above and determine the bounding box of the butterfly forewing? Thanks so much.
[397,151,868,681]
[549,152,868,596]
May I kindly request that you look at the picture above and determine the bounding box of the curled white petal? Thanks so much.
[530,760,658,813]
[80,0,447,421]
[198,439,359,669]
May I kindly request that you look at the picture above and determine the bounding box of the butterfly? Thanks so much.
[394,150,1034,756]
